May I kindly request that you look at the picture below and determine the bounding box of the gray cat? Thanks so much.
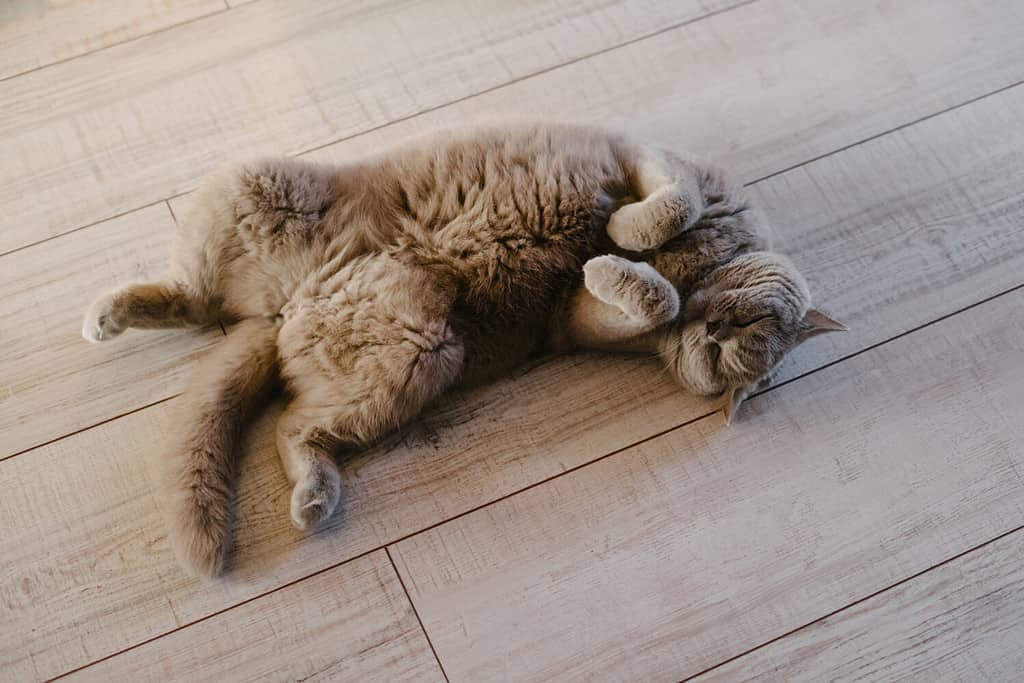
[82,124,843,575]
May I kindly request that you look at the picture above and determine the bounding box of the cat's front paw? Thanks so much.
[607,203,657,251]
[584,255,680,323]
[81,292,125,342]
[608,194,694,251]
[583,255,632,305]
[290,458,341,531]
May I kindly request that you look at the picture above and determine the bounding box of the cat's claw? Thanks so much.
[290,460,341,531]
[81,293,124,342]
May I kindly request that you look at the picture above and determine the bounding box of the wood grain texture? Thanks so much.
[63,551,444,683]
[299,0,1024,189]
[390,292,1024,683]
[0,0,741,254]
[694,530,1024,682]
[3,77,1022,680]
[0,203,222,459]
[0,0,224,81]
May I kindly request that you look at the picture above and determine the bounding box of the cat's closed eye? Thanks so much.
[733,314,774,328]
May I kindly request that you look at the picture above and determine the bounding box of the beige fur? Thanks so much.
[82,124,842,575]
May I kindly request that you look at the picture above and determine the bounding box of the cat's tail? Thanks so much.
[161,316,279,576]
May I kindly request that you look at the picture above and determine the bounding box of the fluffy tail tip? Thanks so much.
[166,490,235,577]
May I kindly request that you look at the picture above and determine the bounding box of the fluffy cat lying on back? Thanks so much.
[82,124,843,575]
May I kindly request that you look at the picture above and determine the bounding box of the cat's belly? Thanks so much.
[277,253,464,390]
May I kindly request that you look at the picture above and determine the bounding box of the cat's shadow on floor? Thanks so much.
[217,351,722,576]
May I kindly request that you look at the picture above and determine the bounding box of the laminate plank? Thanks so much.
[2,74,1022,681]
[389,291,1024,682]
[0,204,222,459]
[0,0,224,81]
[299,0,1024,193]
[693,530,1024,683]
[62,551,444,683]
[0,0,741,254]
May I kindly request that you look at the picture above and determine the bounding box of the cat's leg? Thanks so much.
[83,157,332,342]
[563,254,679,352]
[608,152,705,251]
[275,331,464,530]
[274,268,465,531]
[275,401,344,531]
[81,176,232,343]
[82,281,215,342]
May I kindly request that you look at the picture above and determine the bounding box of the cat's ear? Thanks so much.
[721,382,755,425]
[796,308,847,345]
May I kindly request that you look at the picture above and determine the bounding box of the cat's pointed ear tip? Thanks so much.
[803,307,848,332]
[720,385,749,425]
[797,309,848,344]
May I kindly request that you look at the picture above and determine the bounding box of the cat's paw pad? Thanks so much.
[290,460,341,531]
[583,255,632,304]
[81,293,124,343]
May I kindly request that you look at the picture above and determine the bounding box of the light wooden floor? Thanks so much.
[1,0,1022,680]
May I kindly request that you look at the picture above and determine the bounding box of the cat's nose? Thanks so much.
[707,320,732,342]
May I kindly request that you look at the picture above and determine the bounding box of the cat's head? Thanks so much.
[660,252,845,422]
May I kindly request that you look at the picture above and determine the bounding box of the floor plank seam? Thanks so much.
[385,547,451,683]
[42,280,1024,680]
[0,393,180,464]
[44,547,389,682]
[293,0,762,161]
[0,6,231,86]
[163,199,178,226]
[677,522,1024,682]
[0,195,183,259]
[747,76,1024,187]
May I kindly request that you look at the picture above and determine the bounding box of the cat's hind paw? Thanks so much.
[290,459,341,531]
[81,292,125,343]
